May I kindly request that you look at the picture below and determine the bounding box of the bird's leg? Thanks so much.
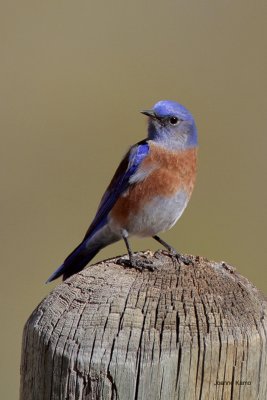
[153,235,177,253]
[152,235,192,265]
[118,232,155,271]
[122,235,135,265]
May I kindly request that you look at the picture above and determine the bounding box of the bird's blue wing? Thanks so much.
[84,140,150,240]
[46,140,150,283]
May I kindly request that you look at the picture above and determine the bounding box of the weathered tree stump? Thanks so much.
[20,251,267,400]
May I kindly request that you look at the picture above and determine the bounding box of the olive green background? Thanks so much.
[1,1,267,398]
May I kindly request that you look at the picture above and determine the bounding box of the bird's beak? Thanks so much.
[140,109,157,119]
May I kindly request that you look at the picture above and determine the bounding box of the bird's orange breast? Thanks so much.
[110,143,197,226]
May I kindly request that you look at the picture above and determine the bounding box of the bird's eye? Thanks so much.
[169,116,179,125]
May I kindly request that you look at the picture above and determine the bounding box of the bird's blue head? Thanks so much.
[141,100,198,149]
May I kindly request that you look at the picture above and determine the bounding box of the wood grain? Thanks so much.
[20,251,267,400]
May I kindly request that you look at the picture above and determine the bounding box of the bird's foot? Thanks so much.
[152,236,192,266]
[117,255,156,272]
[165,250,193,266]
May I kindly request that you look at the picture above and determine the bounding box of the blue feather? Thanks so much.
[83,140,150,240]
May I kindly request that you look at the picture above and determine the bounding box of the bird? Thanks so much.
[46,100,198,282]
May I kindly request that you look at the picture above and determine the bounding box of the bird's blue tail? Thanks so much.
[46,240,100,283]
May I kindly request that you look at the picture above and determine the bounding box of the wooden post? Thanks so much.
[20,251,267,400]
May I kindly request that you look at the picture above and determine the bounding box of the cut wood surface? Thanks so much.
[20,250,267,400]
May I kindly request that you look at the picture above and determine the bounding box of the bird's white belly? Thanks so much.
[110,189,189,237]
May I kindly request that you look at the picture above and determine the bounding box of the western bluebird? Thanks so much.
[46,100,198,282]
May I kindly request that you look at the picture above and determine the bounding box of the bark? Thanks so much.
[20,251,267,400]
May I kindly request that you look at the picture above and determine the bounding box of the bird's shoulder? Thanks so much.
[106,139,150,190]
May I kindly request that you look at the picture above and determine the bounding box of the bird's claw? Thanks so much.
[117,256,156,271]
[171,252,193,266]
